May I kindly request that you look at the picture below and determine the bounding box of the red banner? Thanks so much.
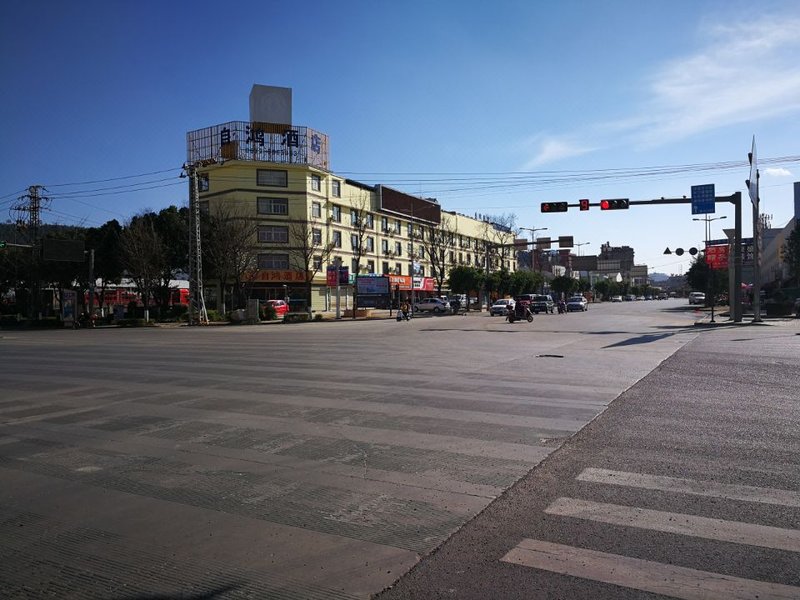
[705,244,729,270]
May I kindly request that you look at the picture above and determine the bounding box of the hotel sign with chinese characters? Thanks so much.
[253,270,310,283]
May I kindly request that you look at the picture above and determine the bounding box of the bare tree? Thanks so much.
[202,204,260,314]
[288,213,335,314]
[121,214,164,314]
[348,189,375,318]
[414,214,456,296]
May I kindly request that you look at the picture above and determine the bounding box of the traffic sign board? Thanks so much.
[691,184,715,215]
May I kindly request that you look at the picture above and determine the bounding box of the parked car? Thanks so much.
[657,293,668,300]
[688,291,706,305]
[414,297,450,313]
[611,295,623,302]
[265,299,289,316]
[531,294,555,314]
[490,298,515,316]
[624,294,636,301]
[794,297,800,318]
[566,296,588,312]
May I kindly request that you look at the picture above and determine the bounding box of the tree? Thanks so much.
[509,270,542,296]
[85,220,123,313]
[202,204,260,314]
[686,254,728,304]
[415,214,456,296]
[289,211,335,314]
[152,206,189,310]
[121,214,164,315]
[782,222,800,285]
[550,275,577,299]
[347,189,374,318]
[486,267,513,299]
[447,266,484,311]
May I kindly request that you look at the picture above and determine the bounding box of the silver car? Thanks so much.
[413,297,450,313]
[490,299,515,316]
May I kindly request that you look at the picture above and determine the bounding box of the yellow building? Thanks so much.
[187,89,515,312]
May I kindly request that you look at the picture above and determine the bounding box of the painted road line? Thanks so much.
[501,538,800,600]
[544,497,800,552]
[577,467,800,508]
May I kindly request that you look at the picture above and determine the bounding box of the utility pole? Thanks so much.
[183,163,209,325]
[11,185,50,319]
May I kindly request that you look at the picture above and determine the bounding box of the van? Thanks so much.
[688,291,706,305]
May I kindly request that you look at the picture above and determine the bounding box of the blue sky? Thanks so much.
[2,0,799,276]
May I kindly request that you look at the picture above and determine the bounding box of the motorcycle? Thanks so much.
[557,301,567,314]
[506,302,534,323]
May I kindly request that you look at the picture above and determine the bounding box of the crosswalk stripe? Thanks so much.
[577,467,800,508]
[545,497,800,552]
[501,538,800,600]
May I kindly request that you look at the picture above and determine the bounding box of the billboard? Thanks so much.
[356,275,389,295]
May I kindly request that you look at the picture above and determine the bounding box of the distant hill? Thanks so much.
[649,272,670,282]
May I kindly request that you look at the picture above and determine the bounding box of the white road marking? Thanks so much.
[545,497,800,552]
[501,538,800,600]
[577,467,800,508]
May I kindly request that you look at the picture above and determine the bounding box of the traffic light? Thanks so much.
[0,240,6,249]
[541,202,568,213]
[600,198,629,210]
[579,199,590,211]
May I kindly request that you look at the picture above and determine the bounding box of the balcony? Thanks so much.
[186,121,329,170]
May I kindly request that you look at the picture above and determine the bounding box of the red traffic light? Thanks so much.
[600,198,629,210]
[579,199,590,211]
[540,202,568,213]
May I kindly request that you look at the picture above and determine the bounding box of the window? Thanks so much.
[331,205,341,222]
[407,242,413,255]
[418,247,425,259]
[333,231,342,248]
[311,202,321,218]
[351,258,359,273]
[313,255,322,270]
[382,262,390,274]
[459,252,463,263]
[312,228,322,245]
[419,265,425,276]
[394,219,401,233]
[199,201,209,216]
[395,242,402,256]
[381,216,388,232]
[449,251,455,262]
[351,210,360,227]
[366,237,374,252]
[310,174,321,191]
[257,169,288,187]
[366,260,375,274]
[257,197,288,215]
[258,225,288,243]
[331,180,341,197]
[395,262,402,274]
[407,223,413,237]
[198,174,209,192]
[381,239,389,254]
[351,234,360,250]
[365,214,374,228]
[466,253,471,264]
[258,253,289,269]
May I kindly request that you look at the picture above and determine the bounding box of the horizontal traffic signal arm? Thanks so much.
[537,193,740,213]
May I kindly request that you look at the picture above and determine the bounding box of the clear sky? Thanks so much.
[2,0,799,276]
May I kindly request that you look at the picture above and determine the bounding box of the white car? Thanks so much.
[566,296,588,312]
[611,295,623,302]
[490,299,515,316]
[688,291,706,305]
[413,297,450,313]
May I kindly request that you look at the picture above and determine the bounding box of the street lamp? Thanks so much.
[574,241,591,256]
[519,226,548,271]
[692,215,727,323]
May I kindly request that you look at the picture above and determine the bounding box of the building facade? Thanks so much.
[186,89,515,312]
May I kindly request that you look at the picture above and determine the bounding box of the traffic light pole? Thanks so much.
[543,193,743,322]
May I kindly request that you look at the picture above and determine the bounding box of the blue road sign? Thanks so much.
[691,184,715,215]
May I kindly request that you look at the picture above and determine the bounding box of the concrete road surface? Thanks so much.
[0,300,747,598]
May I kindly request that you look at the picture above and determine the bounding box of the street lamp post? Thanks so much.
[693,215,727,323]
[574,241,591,256]
[519,227,548,270]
